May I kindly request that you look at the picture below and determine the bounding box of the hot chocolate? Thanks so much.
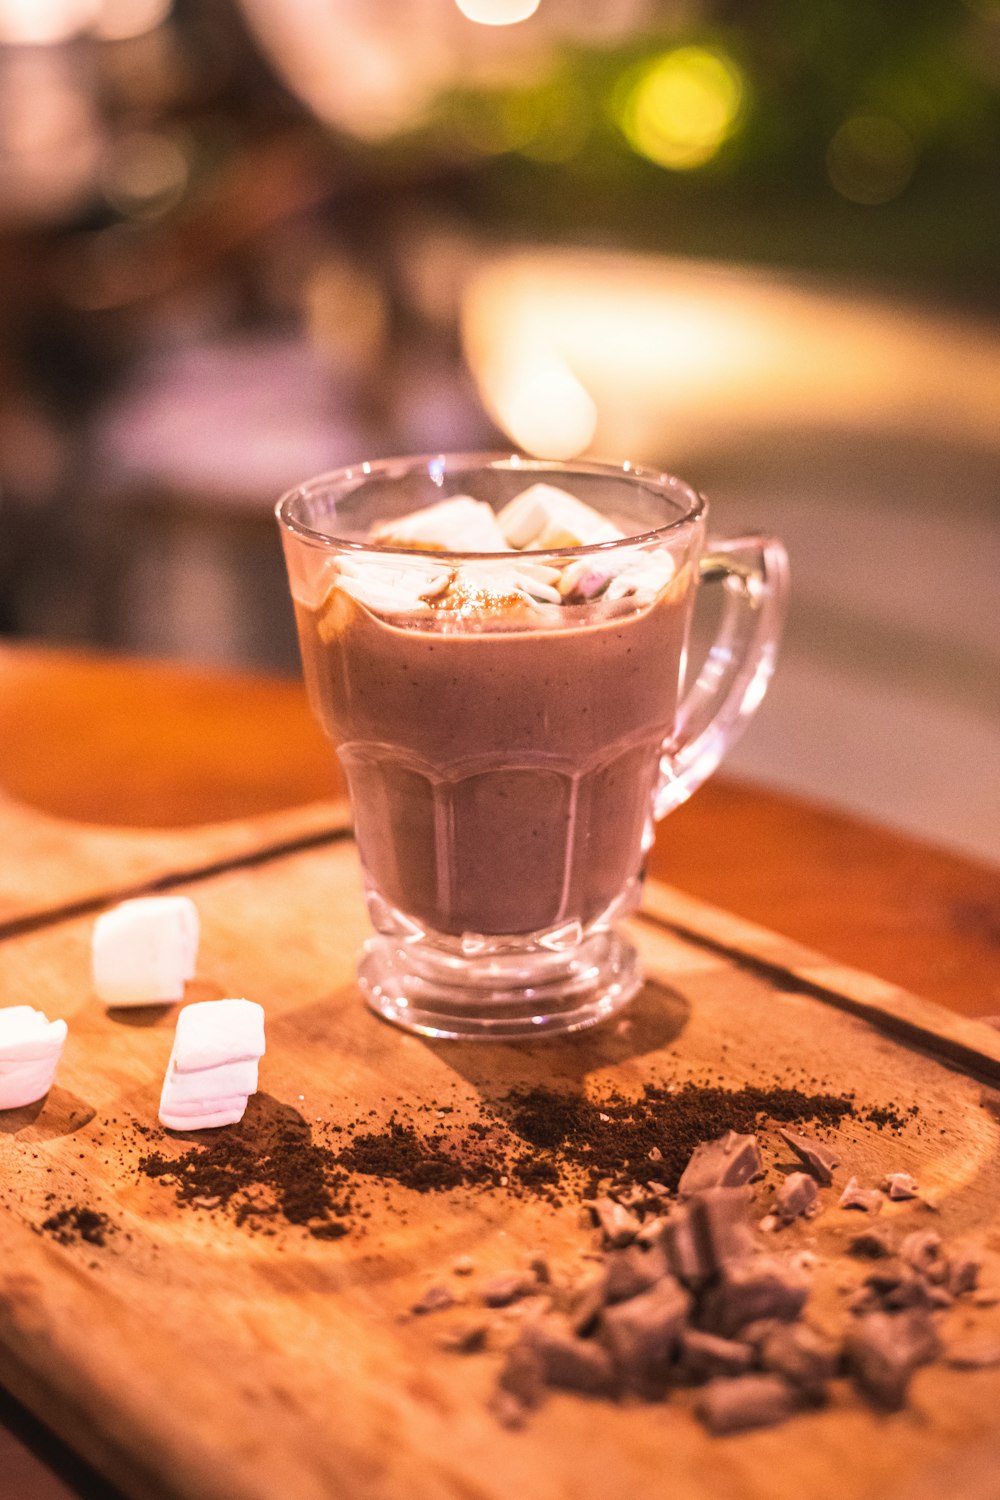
[294,491,694,940]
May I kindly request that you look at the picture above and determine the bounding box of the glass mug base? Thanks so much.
[357,926,642,1040]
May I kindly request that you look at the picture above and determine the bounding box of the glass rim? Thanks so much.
[275,451,707,560]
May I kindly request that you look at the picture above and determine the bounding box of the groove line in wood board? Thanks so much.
[0,821,354,946]
[635,899,1000,1088]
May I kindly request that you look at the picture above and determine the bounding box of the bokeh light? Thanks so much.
[100,129,188,220]
[827,115,916,205]
[0,0,100,44]
[618,46,745,171]
[454,0,540,24]
[93,0,172,42]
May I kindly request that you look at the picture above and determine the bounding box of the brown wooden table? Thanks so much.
[1,640,998,1500]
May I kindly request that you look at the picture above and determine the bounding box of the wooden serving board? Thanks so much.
[3,808,1000,1500]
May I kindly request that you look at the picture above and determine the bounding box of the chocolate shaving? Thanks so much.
[845,1308,940,1410]
[411,1284,457,1316]
[838,1177,883,1214]
[778,1129,840,1186]
[677,1131,762,1197]
[694,1374,802,1435]
[881,1172,919,1200]
[944,1340,1000,1370]
[774,1172,819,1223]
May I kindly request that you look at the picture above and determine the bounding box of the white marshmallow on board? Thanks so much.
[164,1057,259,1104]
[496,484,624,551]
[172,998,265,1071]
[159,998,265,1131]
[92,896,199,1008]
[371,496,508,552]
[0,1006,67,1109]
[159,1101,250,1132]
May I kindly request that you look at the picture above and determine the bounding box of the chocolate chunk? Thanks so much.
[411,1284,457,1315]
[778,1129,840,1186]
[774,1172,819,1223]
[900,1230,945,1280]
[661,1202,713,1288]
[759,1323,839,1399]
[700,1256,809,1339]
[521,1318,618,1396]
[529,1255,551,1285]
[496,1338,546,1407]
[686,1187,756,1275]
[679,1327,755,1382]
[481,1272,537,1308]
[600,1274,691,1385]
[636,1214,669,1249]
[945,1339,1000,1370]
[603,1244,670,1304]
[436,1321,489,1353]
[881,1172,919,1201]
[838,1177,883,1214]
[738,1318,783,1351]
[694,1374,802,1435]
[849,1229,894,1259]
[568,1274,607,1337]
[948,1255,980,1298]
[862,1259,937,1312]
[677,1131,762,1197]
[845,1309,940,1410]
[585,1196,642,1249]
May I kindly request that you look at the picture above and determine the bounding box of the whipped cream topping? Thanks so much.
[329,483,677,619]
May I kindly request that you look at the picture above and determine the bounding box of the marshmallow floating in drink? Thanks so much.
[496,483,624,550]
[159,998,265,1131]
[332,481,676,616]
[371,496,508,552]
[92,896,199,1008]
[0,1006,68,1109]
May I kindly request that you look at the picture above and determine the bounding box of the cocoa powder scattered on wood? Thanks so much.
[136,1077,859,1238]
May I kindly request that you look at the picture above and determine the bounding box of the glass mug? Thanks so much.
[276,454,788,1040]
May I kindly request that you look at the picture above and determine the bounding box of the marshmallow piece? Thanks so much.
[92,896,199,1007]
[497,484,624,551]
[558,557,616,602]
[160,1102,249,1131]
[605,549,676,602]
[163,1058,259,1105]
[451,561,563,608]
[159,999,264,1131]
[0,1007,67,1109]
[334,556,451,617]
[171,999,265,1072]
[158,1092,249,1119]
[0,1006,68,1061]
[371,496,508,553]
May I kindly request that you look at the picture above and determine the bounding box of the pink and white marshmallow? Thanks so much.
[0,1006,68,1109]
[159,998,265,1131]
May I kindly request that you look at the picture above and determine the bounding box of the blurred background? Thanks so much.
[0,0,997,861]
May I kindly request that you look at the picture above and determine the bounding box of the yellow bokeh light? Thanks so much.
[619,46,745,171]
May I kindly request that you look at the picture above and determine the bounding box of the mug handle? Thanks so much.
[654,534,790,820]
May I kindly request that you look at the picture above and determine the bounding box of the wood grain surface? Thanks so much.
[1,641,999,1500]
[3,829,1000,1500]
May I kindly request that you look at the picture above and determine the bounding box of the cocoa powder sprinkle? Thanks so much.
[136,1078,861,1237]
